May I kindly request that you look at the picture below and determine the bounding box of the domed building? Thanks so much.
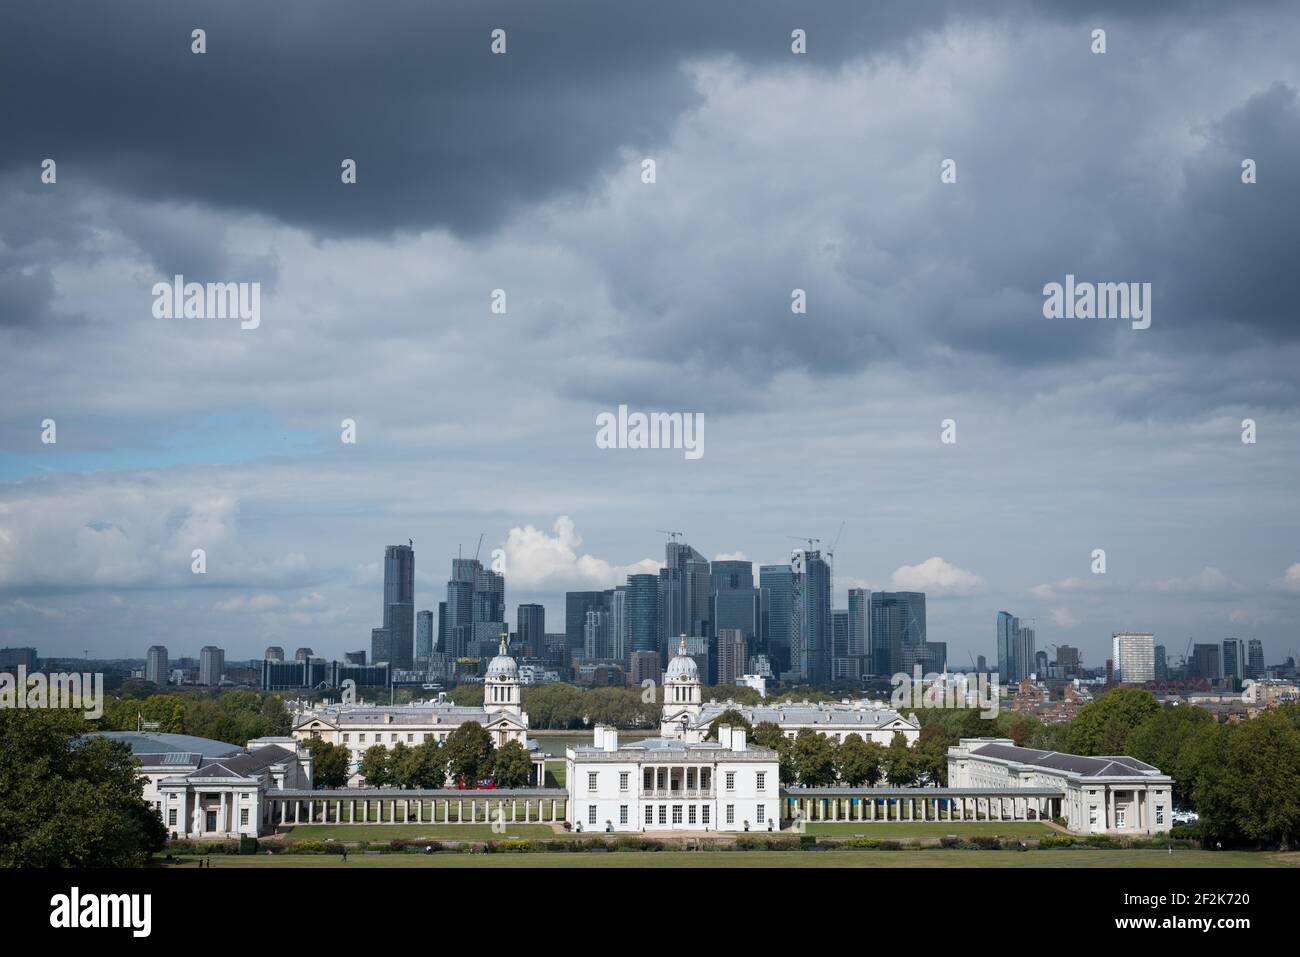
[291,633,543,785]
[660,635,703,738]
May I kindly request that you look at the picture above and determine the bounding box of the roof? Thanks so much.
[695,701,918,730]
[86,730,244,759]
[293,702,504,729]
[184,745,296,781]
[571,736,777,761]
[968,742,1163,778]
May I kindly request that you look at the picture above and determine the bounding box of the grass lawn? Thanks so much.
[170,849,1300,869]
[805,822,1053,839]
[544,760,565,788]
[282,823,572,841]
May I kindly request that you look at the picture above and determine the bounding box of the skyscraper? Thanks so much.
[199,646,224,686]
[758,564,795,675]
[846,588,869,656]
[711,560,758,647]
[566,591,609,654]
[626,573,660,655]
[1191,643,1222,681]
[415,610,434,664]
[1017,627,1036,682]
[717,628,747,685]
[661,540,708,660]
[873,592,926,677]
[146,645,168,685]
[1222,638,1246,690]
[996,611,1019,683]
[381,543,415,670]
[1154,644,1167,681]
[370,627,391,665]
[584,608,611,661]
[1056,645,1081,678]
[517,603,545,656]
[264,646,284,662]
[608,586,628,662]
[1247,639,1265,679]
[793,549,831,683]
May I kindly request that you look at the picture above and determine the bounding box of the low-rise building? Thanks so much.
[947,737,1173,835]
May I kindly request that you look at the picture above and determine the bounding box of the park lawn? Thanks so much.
[804,822,1053,839]
[172,849,1300,869]
[282,823,573,841]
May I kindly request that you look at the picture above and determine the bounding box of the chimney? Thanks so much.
[717,724,732,750]
[593,725,606,749]
[732,728,746,752]
[605,728,619,752]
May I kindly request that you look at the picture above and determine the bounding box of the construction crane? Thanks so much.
[656,529,684,543]
[474,533,484,562]
[825,521,845,595]
[786,535,820,554]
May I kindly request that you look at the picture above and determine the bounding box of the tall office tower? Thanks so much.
[1222,639,1246,690]
[625,574,660,655]
[831,610,850,658]
[1034,649,1049,677]
[1056,645,1081,678]
[1154,644,1168,681]
[1247,639,1265,679]
[608,586,628,662]
[759,564,795,675]
[711,560,758,647]
[294,647,314,662]
[847,589,870,656]
[584,608,611,661]
[516,603,545,656]
[436,601,448,653]
[565,590,609,654]
[146,645,169,685]
[370,628,391,664]
[415,610,434,664]
[792,549,831,684]
[380,543,416,670]
[996,611,1020,683]
[1017,628,1036,683]
[657,568,683,658]
[685,554,712,639]
[1191,643,1222,681]
[717,628,748,685]
[199,646,225,686]
[264,646,284,662]
[344,650,366,665]
[976,654,988,674]
[661,540,707,657]
[873,592,925,677]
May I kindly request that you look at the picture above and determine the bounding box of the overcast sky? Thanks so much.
[2,1,1298,670]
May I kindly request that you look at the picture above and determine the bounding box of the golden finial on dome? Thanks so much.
[678,633,687,657]
[499,632,509,656]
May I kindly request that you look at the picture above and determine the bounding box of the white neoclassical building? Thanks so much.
[946,738,1174,835]
[566,638,780,833]
[292,635,546,786]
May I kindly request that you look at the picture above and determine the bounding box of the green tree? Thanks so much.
[1066,688,1160,756]
[1195,710,1300,849]
[913,723,951,785]
[493,740,533,788]
[1124,705,1218,805]
[751,721,797,785]
[704,708,752,740]
[359,745,391,787]
[0,710,168,867]
[835,733,883,786]
[791,729,836,786]
[444,722,494,785]
[304,738,351,789]
[883,731,919,786]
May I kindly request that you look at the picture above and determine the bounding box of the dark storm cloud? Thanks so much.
[1,0,1261,240]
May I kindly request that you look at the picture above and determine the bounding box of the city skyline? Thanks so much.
[3,2,1300,670]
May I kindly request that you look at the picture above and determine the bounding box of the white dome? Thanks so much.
[665,652,698,681]
[486,654,518,678]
